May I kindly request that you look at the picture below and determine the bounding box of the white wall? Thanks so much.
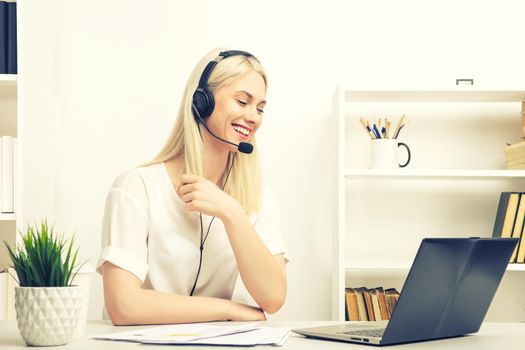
[22,0,525,320]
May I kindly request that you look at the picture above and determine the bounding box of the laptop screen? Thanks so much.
[381,238,518,344]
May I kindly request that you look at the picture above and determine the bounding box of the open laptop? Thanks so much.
[293,237,518,346]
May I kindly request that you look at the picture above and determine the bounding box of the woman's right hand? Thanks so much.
[227,301,266,321]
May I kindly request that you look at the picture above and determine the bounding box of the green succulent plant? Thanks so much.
[3,220,82,287]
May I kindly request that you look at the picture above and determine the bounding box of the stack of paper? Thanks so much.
[94,323,291,346]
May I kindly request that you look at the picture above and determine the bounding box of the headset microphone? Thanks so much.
[192,104,254,154]
[237,141,254,154]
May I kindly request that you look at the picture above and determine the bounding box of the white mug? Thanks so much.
[369,139,411,169]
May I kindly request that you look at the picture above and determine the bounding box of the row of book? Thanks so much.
[493,192,525,263]
[345,287,400,321]
[0,1,16,74]
[0,135,16,213]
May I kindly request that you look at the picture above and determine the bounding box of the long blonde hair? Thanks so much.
[144,48,266,213]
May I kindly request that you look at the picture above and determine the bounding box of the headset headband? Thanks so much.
[197,50,255,89]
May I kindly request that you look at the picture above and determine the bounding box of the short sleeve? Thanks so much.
[96,172,150,282]
[253,188,290,263]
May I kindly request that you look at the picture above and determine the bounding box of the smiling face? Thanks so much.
[203,70,266,153]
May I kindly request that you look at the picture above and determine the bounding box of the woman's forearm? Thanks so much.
[107,286,230,325]
[103,263,265,325]
[221,204,287,314]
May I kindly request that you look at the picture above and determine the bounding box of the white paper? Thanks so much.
[94,323,258,343]
[154,327,291,346]
[94,323,291,346]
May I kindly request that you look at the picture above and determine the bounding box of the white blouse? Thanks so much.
[96,163,288,300]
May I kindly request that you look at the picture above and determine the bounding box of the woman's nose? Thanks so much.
[245,106,261,124]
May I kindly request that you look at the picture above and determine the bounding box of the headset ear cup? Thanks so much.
[203,89,215,118]
[192,88,215,120]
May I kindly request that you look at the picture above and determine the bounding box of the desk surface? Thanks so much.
[0,320,524,349]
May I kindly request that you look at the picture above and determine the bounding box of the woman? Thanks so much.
[96,48,288,325]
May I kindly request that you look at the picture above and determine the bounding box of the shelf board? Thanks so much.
[0,213,16,221]
[0,74,17,81]
[0,75,17,98]
[342,89,525,103]
[344,169,525,180]
[345,261,525,272]
[507,264,525,271]
[346,261,411,270]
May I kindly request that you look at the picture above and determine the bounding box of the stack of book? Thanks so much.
[0,135,16,213]
[345,287,399,321]
[0,1,17,74]
[504,140,525,170]
[493,192,525,263]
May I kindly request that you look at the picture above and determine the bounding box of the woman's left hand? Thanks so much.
[177,174,240,219]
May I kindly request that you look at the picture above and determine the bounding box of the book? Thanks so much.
[375,287,390,321]
[505,139,525,150]
[362,288,375,321]
[505,156,525,167]
[504,141,525,169]
[0,1,7,73]
[347,287,399,321]
[516,220,525,263]
[353,287,369,321]
[510,194,525,262]
[506,156,525,169]
[516,195,525,262]
[1,136,14,213]
[369,288,383,321]
[12,137,16,214]
[384,288,400,318]
[345,288,359,321]
[6,1,15,74]
[493,192,520,239]
[6,267,16,319]
[0,271,6,319]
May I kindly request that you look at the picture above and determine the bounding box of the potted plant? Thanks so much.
[4,220,84,346]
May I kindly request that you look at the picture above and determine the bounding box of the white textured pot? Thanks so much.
[15,286,82,346]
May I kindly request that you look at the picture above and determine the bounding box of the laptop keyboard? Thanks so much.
[342,328,385,338]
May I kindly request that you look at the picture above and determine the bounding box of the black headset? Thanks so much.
[192,50,257,121]
[188,50,257,296]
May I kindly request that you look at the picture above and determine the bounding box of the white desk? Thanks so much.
[0,320,524,349]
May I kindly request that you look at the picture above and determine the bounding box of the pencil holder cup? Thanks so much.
[369,139,411,169]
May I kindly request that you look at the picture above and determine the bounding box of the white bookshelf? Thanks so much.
[0,70,20,231]
[345,169,525,179]
[334,86,525,322]
[341,89,525,103]
[345,260,525,272]
[0,214,16,221]
[0,1,22,322]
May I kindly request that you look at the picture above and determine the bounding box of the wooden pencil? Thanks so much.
[392,114,405,140]
[359,117,375,139]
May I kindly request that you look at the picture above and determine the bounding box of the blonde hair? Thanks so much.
[144,48,266,213]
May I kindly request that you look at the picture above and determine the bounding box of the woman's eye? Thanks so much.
[257,108,265,114]
[236,99,247,106]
